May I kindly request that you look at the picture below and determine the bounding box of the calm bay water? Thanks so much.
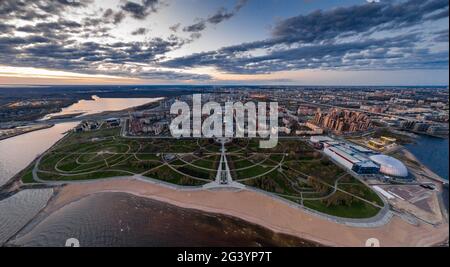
[0,189,53,245]
[405,135,449,180]
[8,192,318,247]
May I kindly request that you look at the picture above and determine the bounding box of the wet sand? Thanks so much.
[9,192,318,247]
[30,177,449,247]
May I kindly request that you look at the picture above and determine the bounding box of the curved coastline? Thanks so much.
[10,190,321,247]
[18,176,449,247]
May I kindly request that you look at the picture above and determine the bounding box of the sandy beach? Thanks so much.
[41,177,448,247]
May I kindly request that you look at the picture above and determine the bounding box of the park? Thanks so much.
[20,126,384,219]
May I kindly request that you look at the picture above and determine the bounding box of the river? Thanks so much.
[42,95,163,120]
[0,96,162,187]
[0,122,79,186]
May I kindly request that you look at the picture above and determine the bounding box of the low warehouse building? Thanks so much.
[324,143,379,175]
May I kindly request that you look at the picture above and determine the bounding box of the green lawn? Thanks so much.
[29,127,385,219]
[338,183,384,207]
[21,168,35,184]
[144,165,206,186]
[303,199,381,219]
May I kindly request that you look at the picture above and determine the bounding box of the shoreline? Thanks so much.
[400,146,448,184]
[0,124,54,141]
[10,188,322,247]
[26,177,449,247]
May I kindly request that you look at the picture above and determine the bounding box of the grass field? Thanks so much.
[24,127,384,219]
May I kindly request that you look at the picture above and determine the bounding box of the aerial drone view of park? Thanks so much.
[19,125,384,219]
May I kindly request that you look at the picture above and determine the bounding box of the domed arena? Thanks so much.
[369,155,409,178]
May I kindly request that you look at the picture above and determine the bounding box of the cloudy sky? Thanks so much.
[0,0,448,85]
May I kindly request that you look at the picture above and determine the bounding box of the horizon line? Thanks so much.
[0,84,449,88]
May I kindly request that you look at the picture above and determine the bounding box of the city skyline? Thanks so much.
[0,0,449,86]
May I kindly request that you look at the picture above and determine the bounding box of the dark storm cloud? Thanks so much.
[272,0,448,44]
[207,8,234,25]
[169,23,181,32]
[0,0,447,81]
[183,21,207,33]
[103,8,114,18]
[120,0,161,20]
[17,19,82,34]
[131,27,148,35]
[207,0,248,24]
[113,11,126,24]
[434,29,449,42]
[0,29,208,80]
[101,8,125,25]
[163,0,449,74]
[0,0,210,81]
[183,0,248,33]
[0,0,92,20]
[162,34,438,74]
[0,22,15,34]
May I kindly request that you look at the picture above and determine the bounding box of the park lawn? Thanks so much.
[177,165,215,180]
[303,199,381,218]
[144,165,206,186]
[39,153,64,172]
[21,168,35,184]
[135,153,160,161]
[269,154,284,162]
[104,153,132,167]
[57,156,89,172]
[191,157,219,170]
[53,140,100,153]
[231,157,255,169]
[243,171,301,196]
[62,128,120,146]
[338,183,384,207]
[226,145,244,152]
[301,191,331,199]
[287,160,345,184]
[36,170,130,181]
[169,159,188,166]
[235,164,275,179]
[203,144,221,153]
[77,152,105,163]
[112,160,163,174]
[166,145,196,153]
[140,143,165,153]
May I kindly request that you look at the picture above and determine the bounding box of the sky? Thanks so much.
[0,0,448,86]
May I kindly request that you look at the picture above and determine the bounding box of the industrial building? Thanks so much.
[311,136,409,179]
[323,142,380,175]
